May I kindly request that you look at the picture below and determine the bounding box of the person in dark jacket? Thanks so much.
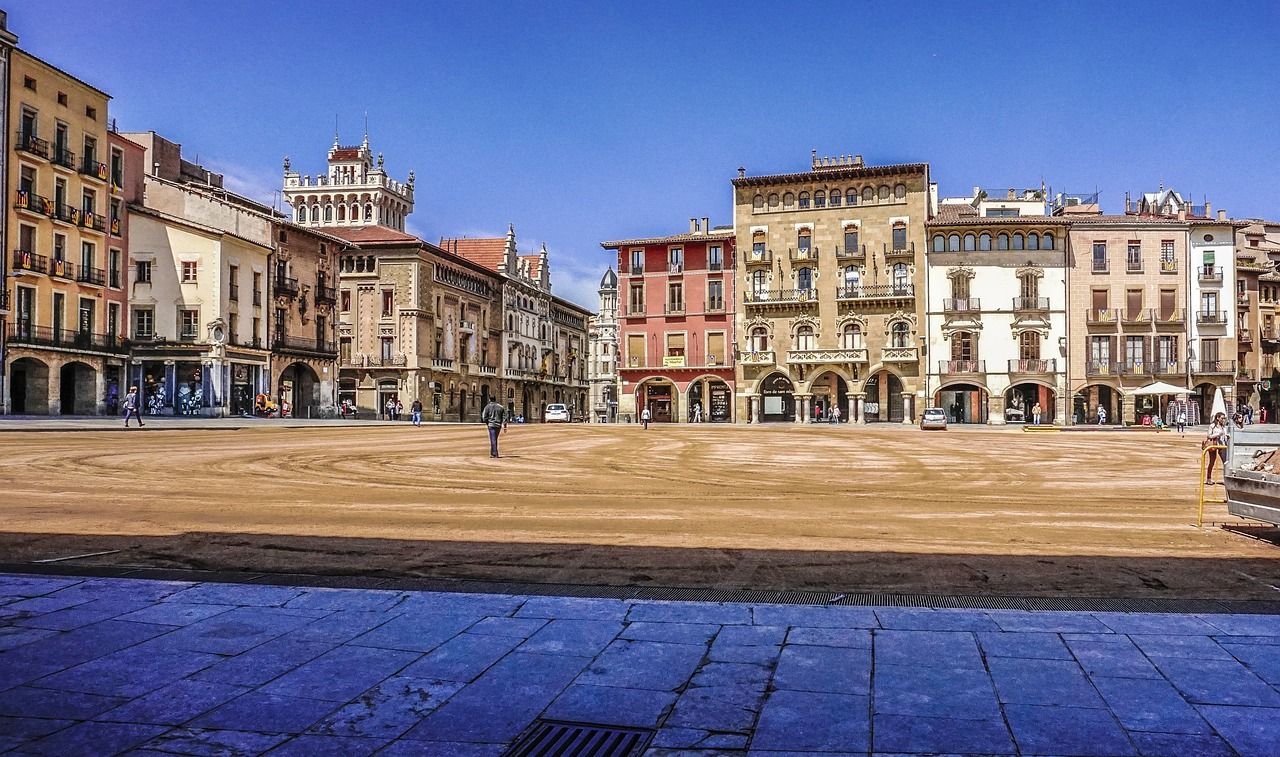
[481,399,508,458]
[411,399,423,426]
[122,386,143,429]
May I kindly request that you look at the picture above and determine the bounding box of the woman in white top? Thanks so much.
[1205,412,1230,485]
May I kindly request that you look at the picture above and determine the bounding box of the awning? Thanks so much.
[1130,381,1190,395]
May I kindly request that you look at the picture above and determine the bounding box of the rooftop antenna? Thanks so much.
[363,111,369,146]
[333,114,339,147]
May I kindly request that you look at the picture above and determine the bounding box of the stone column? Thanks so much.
[1120,393,1135,426]
[846,395,856,425]
[47,360,62,416]
[746,395,755,424]
[988,392,1006,425]
[94,364,106,416]
[794,395,805,423]
[901,393,913,424]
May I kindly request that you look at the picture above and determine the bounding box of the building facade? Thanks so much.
[925,199,1070,425]
[603,219,736,423]
[270,220,346,417]
[5,48,127,415]
[587,267,619,421]
[732,153,930,424]
[0,13,17,408]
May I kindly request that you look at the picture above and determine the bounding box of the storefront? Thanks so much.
[1006,383,1055,424]
[759,373,795,423]
[934,384,987,424]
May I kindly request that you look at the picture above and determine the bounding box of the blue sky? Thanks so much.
[21,1,1280,308]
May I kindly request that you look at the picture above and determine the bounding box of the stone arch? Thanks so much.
[8,356,50,414]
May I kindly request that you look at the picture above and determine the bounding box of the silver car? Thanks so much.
[920,407,948,430]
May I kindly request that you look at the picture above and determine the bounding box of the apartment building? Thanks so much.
[732,152,930,423]
[602,218,736,423]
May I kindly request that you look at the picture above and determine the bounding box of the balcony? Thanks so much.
[477,365,498,377]
[15,131,49,159]
[6,322,128,353]
[836,284,915,304]
[110,217,121,236]
[1086,360,1116,377]
[1153,361,1183,377]
[76,266,105,287]
[51,146,76,170]
[275,276,299,297]
[53,203,79,225]
[705,301,726,313]
[663,302,686,315]
[835,245,866,262]
[708,260,724,272]
[744,289,818,307]
[79,211,105,233]
[49,259,76,280]
[1121,308,1153,327]
[629,264,643,275]
[883,242,916,262]
[1118,361,1150,376]
[938,359,985,375]
[1155,308,1184,327]
[739,350,775,366]
[273,334,337,354]
[1160,259,1178,273]
[1240,368,1257,382]
[431,357,455,370]
[315,285,337,305]
[14,189,53,216]
[1199,266,1223,285]
[0,288,8,311]
[1197,310,1226,326]
[1126,257,1143,273]
[745,249,773,267]
[787,348,868,364]
[1086,308,1119,328]
[365,354,408,367]
[943,298,980,314]
[1193,359,1235,375]
[459,319,477,332]
[1012,296,1050,313]
[882,346,919,363]
[667,262,684,275]
[12,249,48,274]
[1008,358,1057,375]
[789,247,819,264]
[80,157,109,182]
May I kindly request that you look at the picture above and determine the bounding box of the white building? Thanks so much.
[1188,216,1239,395]
[587,267,618,421]
[283,134,414,232]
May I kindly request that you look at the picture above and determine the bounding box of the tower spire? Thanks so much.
[333,114,339,148]
[362,111,369,148]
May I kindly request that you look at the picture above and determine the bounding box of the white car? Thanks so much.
[544,403,571,423]
[920,407,948,430]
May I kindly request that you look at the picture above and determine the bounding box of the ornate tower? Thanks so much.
[588,267,619,420]
[282,132,415,231]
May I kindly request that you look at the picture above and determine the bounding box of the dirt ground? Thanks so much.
[0,423,1277,599]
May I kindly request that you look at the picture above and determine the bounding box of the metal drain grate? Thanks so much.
[503,719,654,757]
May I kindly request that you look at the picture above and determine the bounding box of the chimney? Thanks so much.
[1218,209,1227,222]
[1007,189,1016,201]
[853,154,864,168]
[737,167,745,179]
[690,218,698,233]
[1204,201,1212,218]
[701,217,709,235]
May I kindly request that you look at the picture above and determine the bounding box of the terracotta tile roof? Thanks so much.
[733,162,928,188]
[330,148,362,161]
[521,254,544,280]
[928,208,1068,228]
[439,237,507,272]
[324,225,420,244]
[600,229,736,248]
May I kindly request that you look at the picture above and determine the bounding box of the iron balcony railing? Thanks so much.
[53,203,79,224]
[1118,361,1149,376]
[708,260,724,271]
[836,245,866,261]
[79,211,105,232]
[883,241,916,259]
[745,288,819,304]
[14,189,53,216]
[1008,358,1057,373]
[667,262,684,274]
[1197,310,1226,325]
[15,130,49,159]
[1085,360,1115,376]
[1200,266,1223,284]
[1155,308,1184,325]
[274,276,299,296]
[629,264,643,275]
[1013,296,1050,311]
[76,266,106,286]
[49,258,76,280]
[0,288,8,311]
[51,146,76,170]
[745,248,772,265]
[789,247,819,263]
[664,302,685,314]
[315,285,338,304]
[1193,359,1235,374]
[938,359,985,374]
[273,334,337,353]
[12,249,48,274]
[943,298,980,313]
[1122,308,1153,324]
[6,322,128,353]
[1153,360,1183,375]
[80,157,110,182]
[1160,258,1178,273]
[1086,308,1119,325]
[836,284,914,299]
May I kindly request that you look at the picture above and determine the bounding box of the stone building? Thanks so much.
[0,12,17,408]
[602,219,736,423]
[4,47,127,415]
[1240,221,1280,413]
[731,152,931,423]
[925,195,1070,425]
[587,267,619,421]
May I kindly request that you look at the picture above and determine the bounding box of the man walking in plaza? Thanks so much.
[122,386,143,429]
[1032,401,1042,426]
[641,406,651,430]
[411,398,423,427]
[481,397,508,458]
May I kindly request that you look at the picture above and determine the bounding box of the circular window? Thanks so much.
[1203,234,1213,242]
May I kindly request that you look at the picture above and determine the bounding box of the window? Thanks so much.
[708,245,723,270]
[707,332,725,365]
[365,204,373,221]
[53,234,66,262]
[324,205,333,222]
[951,274,970,301]
[180,309,200,340]
[108,249,121,287]
[181,261,198,283]
[879,185,891,201]
[627,334,646,366]
[862,187,874,203]
[932,235,945,253]
[892,262,909,293]
[1156,336,1177,369]
[997,233,1009,251]
[814,190,826,208]
[1159,289,1176,321]
[783,192,795,208]
[844,228,859,255]
[85,106,97,120]
[947,234,960,252]
[110,149,123,186]
[768,193,780,209]
[1201,291,1218,317]
[979,233,992,251]
[951,331,974,362]
[80,241,94,271]
[668,246,683,272]
[23,75,35,91]
[987,208,1020,217]
[963,234,976,251]
[891,322,910,348]
[894,183,907,200]
[750,327,769,352]
[842,265,860,294]
[1027,232,1040,250]
[297,205,307,223]
[1090,335,1113,365]
[630,249,643,273]
[1160,240,1176,272]
[796,325,815,350]
[842,323,863,350]
[707,280,724,310]
[108,302,120,338]
[1043,232,1055,250]
[82,189,96,216]
[135,260,152,284]
[752,194,764,211]
[829,189,841,207]
[1092,242,1107,272]
[19,165,35,195]
[1019,273,1039,301]
[667,282,683,311]
[666,332,685,358]
[798,192,810,209]
[797,267,813,291]
[797,229,812,253]
[751,232,766,260]
[340,290,351,311]
[252,272,262,304]
[381,337,395,361]
[1126,289,1143,319]
[133,308,154,339]
[1126,241,1142,272]
[629,284,644,314]
[1012,233,1025,251]
[892,222,907,251]
[381,290,394,316]
[1125,336,1144,368]
[751,269,768,298]
[1018,331,1040,361]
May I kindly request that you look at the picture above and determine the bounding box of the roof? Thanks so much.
[520,254,545,281]
[600,267,617,289]
[440,237,507,272]
[600,229,735,249]
[15,47,111,99]
[928,205,1068,228]
[329,148,362,161]
[732,162,927,189]
[325,225,421,244]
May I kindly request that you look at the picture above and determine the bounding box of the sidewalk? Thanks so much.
[0,572,1277,755]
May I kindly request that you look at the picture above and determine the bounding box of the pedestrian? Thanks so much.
[641,406,651,430]
[815,403,823,423]
[1031,402,1043,426]
[1176,406,1188,435]
[1245,404,1254,425]
[411,398,423,427]
[122,385,144,428]
[830,405,841,424]
[1097,405,1107,426]
[480,397,508,458]
[395,399,404,422]
[281,398,290,418]
[384,397,394,421]
[1204,412,1230,485]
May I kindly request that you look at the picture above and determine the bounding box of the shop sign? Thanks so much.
[709,384,730,422]
[663,355,685,367]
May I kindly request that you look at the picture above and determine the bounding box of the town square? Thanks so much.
[1,2,1279,755]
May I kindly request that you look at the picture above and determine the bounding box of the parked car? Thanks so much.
[544,403,571,423]
[920,407,948,431]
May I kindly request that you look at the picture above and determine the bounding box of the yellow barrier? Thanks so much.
[1197,444,1229,528]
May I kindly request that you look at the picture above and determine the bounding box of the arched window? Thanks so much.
[753,194,764,211]
[842,322,863,350]
[751,326,769,352]
[847,189,858,206]
[933,235,946,252]
[796,325,815,350]
[979,233,992,251]
[1012,233,1025,250]
[1027,232,1039,250]
[947,234,961,252]
[324,205,333,222]
[892,262,909,293]
[365,204,373,221]
[336,204,346,222]
[843,265,860,287]
[862,187,874,202]
[878,185,890,201]
[891,321,910,348]
[297,205,307,223]
[894,183,907,200]
[829,189,841,207]
[1043,232,1055,250]
[963,233,976,251]
[768,193,780,208]
[783,192,795,208]
[997,233,1009,250]
[814,190,826,208]
[797,267,813,291]
[798,192,811,209]
[751,269,768,297]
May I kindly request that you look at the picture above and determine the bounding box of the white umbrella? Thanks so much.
[1131,381,1189,396]
[1210,386,1227,420]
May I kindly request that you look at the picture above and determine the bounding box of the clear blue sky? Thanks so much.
[19,1,1280,308]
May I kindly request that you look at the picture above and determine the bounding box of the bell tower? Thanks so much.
[282,129,415,231]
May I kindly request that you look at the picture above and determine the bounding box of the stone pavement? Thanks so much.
[0,573,1277,756]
